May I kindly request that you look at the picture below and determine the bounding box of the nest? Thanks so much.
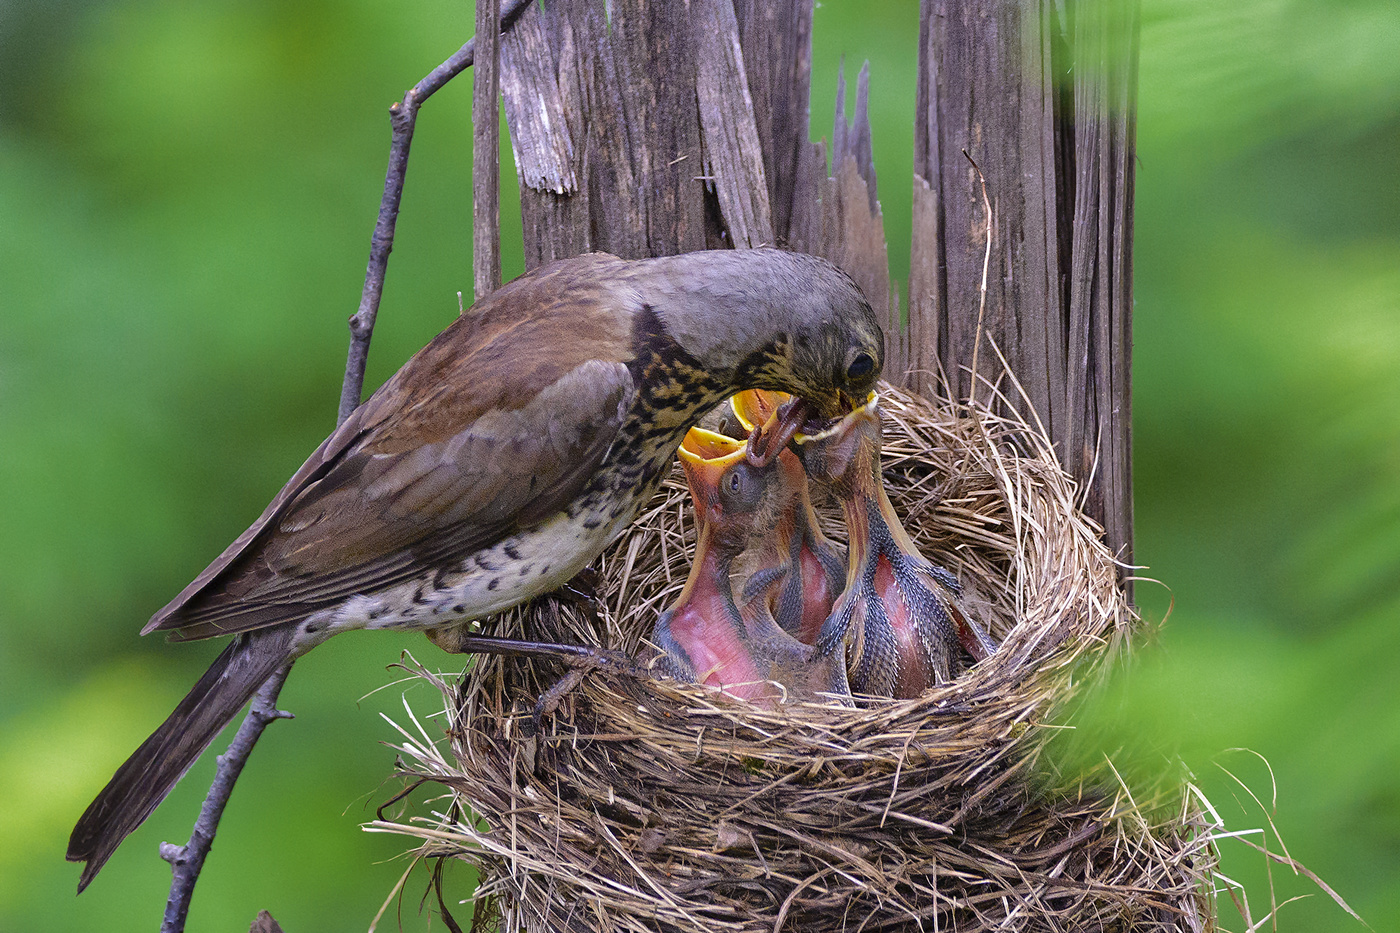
[374,383,1218,932]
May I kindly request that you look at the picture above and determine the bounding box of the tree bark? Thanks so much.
[909,0,1139,577]
[472,0,502,298]
[490,0,1137,580]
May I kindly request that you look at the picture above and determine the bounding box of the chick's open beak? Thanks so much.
[730,389,788,432]
[788,391,881,483]
[792,390,880,445]
[660,424,849,704]
[739,388,874,469]
[679,428,748,520]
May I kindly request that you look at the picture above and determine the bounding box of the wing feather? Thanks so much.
[160,360,633,638]
[147,255,639,640]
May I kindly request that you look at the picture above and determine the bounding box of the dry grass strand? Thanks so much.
[372,384,1221,932]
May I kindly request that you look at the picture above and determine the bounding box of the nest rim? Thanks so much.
[375,381,1216,933]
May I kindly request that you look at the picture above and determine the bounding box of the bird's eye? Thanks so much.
[846,351,875,382]
[720,464,763,511]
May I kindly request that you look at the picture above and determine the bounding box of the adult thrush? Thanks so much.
[651,429,844,702]
[728,390,846,645]
[69,248,882,889]
[797,395,996,699]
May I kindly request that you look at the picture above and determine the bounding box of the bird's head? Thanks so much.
[790,391,883,490]
[639,249,884,465]
[779,306,883,421]
[679,427,797,552]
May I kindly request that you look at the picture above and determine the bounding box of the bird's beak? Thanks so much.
[679,427,748,520]
[745,396,813,467]
[733,389,807,469]
[791,391,881,481]
[739,389,876,468]
[793,391,879,445]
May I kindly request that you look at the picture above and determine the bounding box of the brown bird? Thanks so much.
[728,389,846,645]
[651,428,845,702]
[69,248,882,889]
[796,394,996,699]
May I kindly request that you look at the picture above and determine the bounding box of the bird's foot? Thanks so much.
[430,630,643,727]
[432,631,634,669]
[531,646,648,729]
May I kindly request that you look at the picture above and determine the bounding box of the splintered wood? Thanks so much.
[495,0,1133,570]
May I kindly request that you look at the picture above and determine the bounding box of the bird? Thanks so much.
[650,427,846,703]
[727,389,846,645]
[796,393,997,699]
[68,248,883,890]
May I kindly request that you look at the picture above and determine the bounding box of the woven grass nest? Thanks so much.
[375,382,1216,932]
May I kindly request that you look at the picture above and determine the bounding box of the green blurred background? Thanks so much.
[2,0,1395,929]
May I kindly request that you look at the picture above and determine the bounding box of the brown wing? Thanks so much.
[145,253,639,640]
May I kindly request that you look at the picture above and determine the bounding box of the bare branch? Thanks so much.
[339,0,534,422]
[159,667,293,933]
[158,4,534,929]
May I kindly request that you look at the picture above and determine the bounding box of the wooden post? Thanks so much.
[472,0,502,298]
[491,0,1136,579]
[908,0,1139,576]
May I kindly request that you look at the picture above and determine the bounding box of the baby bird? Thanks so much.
[796,394,997,699]
[728,390,847,645]
[650,428,846,702]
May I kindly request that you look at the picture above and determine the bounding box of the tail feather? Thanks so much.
[68,626,296,892]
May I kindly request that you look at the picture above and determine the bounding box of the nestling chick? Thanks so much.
[796,394,997,699]
[651,429,847,703]
[728,390,846,645]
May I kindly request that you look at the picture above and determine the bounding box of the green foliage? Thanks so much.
[1,0,1395,930]
[1131,1,1400,926]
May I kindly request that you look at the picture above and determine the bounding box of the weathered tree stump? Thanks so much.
[910,0,1138,576]
[490,0,1136,577]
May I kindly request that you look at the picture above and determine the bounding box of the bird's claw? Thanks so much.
[427,631,636,670]
[511,642,646,731]
[533,668,587,731]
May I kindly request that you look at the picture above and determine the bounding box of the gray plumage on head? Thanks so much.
[629,249,884,399]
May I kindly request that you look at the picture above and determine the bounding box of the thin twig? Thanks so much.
[160,667,294,933]
[962,149,993,412]
[160,5,534,930]
[339,0,533,422]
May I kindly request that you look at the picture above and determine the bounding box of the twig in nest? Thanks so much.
[962,149,994,412]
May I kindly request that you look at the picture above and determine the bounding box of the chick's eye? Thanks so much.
[846,352,875,382]
[720,466,761,510]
